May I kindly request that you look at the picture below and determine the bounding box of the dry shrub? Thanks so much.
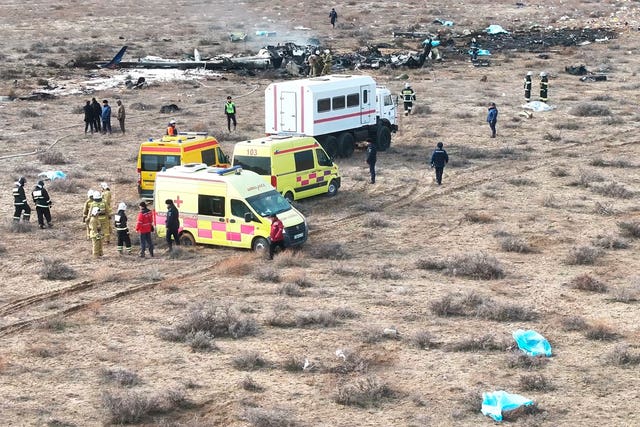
[47,179,78,194]
[216,254,255,276]
[605,344,640,366]
[331,306,359,319]
[331,264,359,276]
[499,235,534,253]
[39,317,68,331]
[167,247,197,260]
[102,388,191,424]
[282,354,307,372]
[463,212,493,223]
[39,257,77,280]
[360,326,401,344]
[295,310,338,328]
[37,150,67,165]
[445,252,505,279]
[506,351,549,369]
[185,330,217,352]
[241,375,265,392]
[594,201,615,216]
[502,403,542,422]
[410,330,440,350]
[518,374,555,391]
[573,170,605,187]
[561,316,589,331]
[242,407,298,427]
[334,375,395,407]
[278,283,303,297]
[550,166,569,177]
[507,177,536,186]
[569,274,608,293]
[610,281,640,303]
[592,234,628,249]
[590,182,634,199]
[160,304,259,342]
[618,221,640,238]
[445,334,511,352]
[284,270,313,288]
[364,214,390,228]
[569,103,611,116]
[101,368,141,387]
[453,389,483,418]
[565,246,602,265]
[584,321,618,341]
[266,304,296,328]
[274,250,308,267]
[430,292,484,317]
[307,242,350,260]
[477,300,536,321]
[232,351,269,371]
[8,221,33,233]
[416,257,447,271]
[329,349,371,374]
[370,264,401,280]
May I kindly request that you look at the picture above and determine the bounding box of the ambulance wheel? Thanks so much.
[284,191,294,202]
[179,232,196,246]
[376,126,391,151]
[324,136,339,159]
[327,180,338,197]
[252,237,269,252]
[337,132,355,158]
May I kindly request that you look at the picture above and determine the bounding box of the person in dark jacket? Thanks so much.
[329,8,338,28]
[114,202,132,255]
[268,214,285,260]
[83,100,95,133]
[430,142,449,185]
[135,201,154,258]
[487,102,498,138]
[91,98,102,132]
[365,139,377,184]
[165,199,180,251]
[540,71,549,102]
[32,180,53,229]
[524,71,532,102]
[12,176,31,222]
[101,99,112,134]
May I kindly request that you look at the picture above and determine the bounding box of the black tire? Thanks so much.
[337,132,355,158]
[376,126,391,151]
[252,236,269,252]
[179,232,196,246]
[284,191,294,202]
[323,135,339,159]
[327,180,338,197]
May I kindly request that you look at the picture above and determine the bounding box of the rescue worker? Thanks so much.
[12,176,31,222]
[100,182,113,240]
[430,142,449,185]
[470,38,479,62]
[101,99,112,134]
[32,180,53,229]
[307,51,318,77]
[136,201,154,258]
[401,83,416,116]
[166,120,178,136]
[114,202,132,255]
[82,189,95,239]
[88,206,103,258]
[524,71,532,102]
[365,138,377,184]
[165,199,180,251]
[268,213,285,260]
[89,191,111,244]
[321,49,332,76]
[313,50,324,77]
[225,96,237,132]
[540,71,549,102]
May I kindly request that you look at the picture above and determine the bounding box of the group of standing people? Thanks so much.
[12,176,54,229]
[307,49,333,77]
[524,71,549,102]
[83,98,125,135]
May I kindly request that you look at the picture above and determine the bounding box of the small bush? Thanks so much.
[242,407,298,427]
[241,375,265,392]
[331,306,359,319]
[573,170,605,187]
[364,214,390,228]
[476,301,536,322]
[584,322,618,341]
[445,252,505,279]
[543,132,561,142]
[167,247,197,260]
[8,221,33,233]
[507,177,535,186]
[274,251,308,268]
[329,349,370,374]
[216,254,255,276]
[410,331,440,349]
[610,282,640,303]
[295,310,338,328]
[565,246,602,265]
[618,221,640,238]
[282,354,307,372]
[594,202,616,216]
[37,150,67,165]
[40,257,77,280]
[502,403,542,422]
[101,368,141,387]
[331,264,359,276]
[20,108,40,117]
[185,330,217,352]
[416,258,447,271]
[569,273,608,293]
[47,179,77,194]
[605,344,640,366]
[370,265,401,280]
[555,121,580,130]
[308,243,350,260]
[360,326,400,344]
[590,182,634,199]
[430,294,467,317]
[518,374,555,391]
[592,234,628,250]
[463,212,493,223]
[278,283,303,297]
[550,166,569,177]
[445,334,511,352]
[499,235,534,253]
[506,351,549,369]
[334,375,394,407]
[561,316,589,331]
[255,266,281,283]
[570,103,611,117]
[233,351,269,371]
[160,304,259,342]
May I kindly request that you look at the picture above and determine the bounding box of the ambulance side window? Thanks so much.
[316,149,332,167]
[231,199,256,221]
[294,150,314,172]
[317,98,330,113]
[198,195,225,216]
[216,147,229,164]
[201,149,215,166]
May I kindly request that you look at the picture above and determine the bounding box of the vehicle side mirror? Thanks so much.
[244,212,253,222]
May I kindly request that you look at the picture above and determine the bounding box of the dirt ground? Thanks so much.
[1,0,640,426]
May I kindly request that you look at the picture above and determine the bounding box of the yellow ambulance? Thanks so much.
[153,163,308,251]
[137,132,229,199]
[231,135,340,201]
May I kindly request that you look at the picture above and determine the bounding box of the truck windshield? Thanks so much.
[246,190,291,217]
[141,154,180,172]
[233,155,271,175]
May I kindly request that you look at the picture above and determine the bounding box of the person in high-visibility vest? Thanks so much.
[225,96,237,131]
[166,120,178,136]
[540,71,549,102]
[401,83,416,116]
[524,71,532,102]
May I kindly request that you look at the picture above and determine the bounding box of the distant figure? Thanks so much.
[88,207,103,258]
[165,198,180,251]
[524,71,532,102]
[83,100,95,133]
[167,120,178,136]
[470,38,479,62]
[321,49,332,75]
[307,52,318,77]
[401,83,416,116]
[101,100,112,134]
[100,182,112,239]
[487,102,498,138]
[12,176,31,222]
[423,36,441,61]
[82,189,95,239]
[116,100,126,134]
[136,201,154,258]
[540,71,549,102]
[225,96,237,131]
[365,139,377,184]
[268,214,285,260]
[430,142,449,185]
[32,180,53,229]
[114,202,132,255]
[313,50,324,77]
[91,98,102,132]
[329,8,338,28]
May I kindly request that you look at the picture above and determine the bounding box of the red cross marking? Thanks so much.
[174,195,183,208]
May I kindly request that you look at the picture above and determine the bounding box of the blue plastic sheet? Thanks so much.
[468,49,491,56]
[38,170,67,181]
[482,391,534,422]
[421,39,440,47]
[485,24,509,34]
[513,329,552,357]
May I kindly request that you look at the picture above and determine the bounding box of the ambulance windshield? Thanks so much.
[246,189,291,217]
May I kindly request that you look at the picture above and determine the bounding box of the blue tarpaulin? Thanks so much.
[38,170,67,181]
[513,329,552,357]
[482,391,534,422]
[486,24,509,34]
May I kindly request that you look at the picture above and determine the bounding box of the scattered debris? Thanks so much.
[229,32,247,42]
[486,24,509,34]
[160,104,180,114]
[481,390,534,422]
[512,329,552,357]
[565,64,588,75]
[580,74,607,82]
[433,18,454,26]
[519,111,534,119]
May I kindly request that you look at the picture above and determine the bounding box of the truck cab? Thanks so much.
[375,85,398,133]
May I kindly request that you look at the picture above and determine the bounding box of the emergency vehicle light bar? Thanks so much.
[214,165,243,175]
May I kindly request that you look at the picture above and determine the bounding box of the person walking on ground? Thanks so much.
[487,102,498,138]
[136,201,154,258]
[12,176,31,222]
[114,202,132,255]
[83,100,95,134]
[32,180,53,229]
[165,199,180,251]
[365,139,377,184]
[82,189,94,239]
[101,100,112,134]
[100,182,112,239]
[329,8,338,28]
[540,71,549,102]
[430,142,449,185]
[88,207,103,258]
[166,120,178,136]
[91,98,102,132]
[268,213,285,260]
[116,100,126,134]
[524,71,532,102]
[90,191,111,244]
[401,83,416,116]
[321,49,332,75]
[225,96,237,131]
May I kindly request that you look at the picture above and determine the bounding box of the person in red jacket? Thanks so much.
[268,213,285,260]
[135,201,154,258]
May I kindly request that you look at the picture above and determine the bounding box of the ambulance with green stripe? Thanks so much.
[153,163,307,251]
[231,135,340,201]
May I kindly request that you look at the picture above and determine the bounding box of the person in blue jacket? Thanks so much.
[430,142,449,185]
[101,99,112,134]
[487,102,498,138]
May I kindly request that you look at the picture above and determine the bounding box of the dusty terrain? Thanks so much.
[1,0,640,426]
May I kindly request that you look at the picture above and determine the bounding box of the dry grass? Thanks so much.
[242,407,298,427]
[101,368,141,387]
[498,235,535,253]
[39,257,77,280]
[518,374,555,391]
[295,310,339,328]
[506,352,549,369]
[240,375,265,392]
[409,330,440,350]
[444,252,505,279]
[216,254,256,276]
[605,344,640,367]
[584,321,618,341]
[463,212,493,223]
[618,221,640,238]
[334,375,395,408]
[101,388,191,424]
[565,246,603,265]
[445,334,511,352]
[430,292,535,321]
[569,273,608,293]
[233,351,270,371]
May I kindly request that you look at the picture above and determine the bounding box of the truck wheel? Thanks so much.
[252,236,269,252]
[323,136,339,159]
[376,126,391,152]
[337,132,355,158]
[179,232,196,246]
[327,180,338,197]
[284,191,294,202]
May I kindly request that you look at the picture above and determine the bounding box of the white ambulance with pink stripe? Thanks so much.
[265,75,398,159]
[153,163,307,251]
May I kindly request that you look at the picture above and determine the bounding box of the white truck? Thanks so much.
[264,75,398,158]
